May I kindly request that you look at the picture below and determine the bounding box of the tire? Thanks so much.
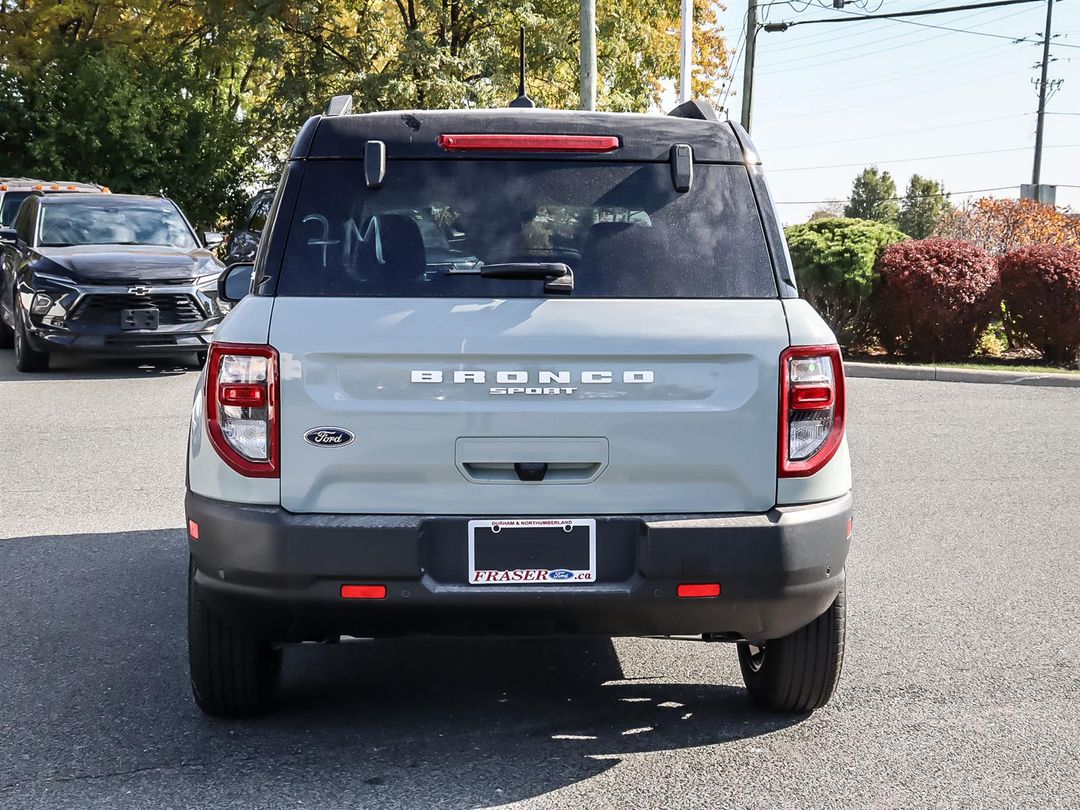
[737,590,846,713]
[188,560,281,717]
[191,351,208,369]
[14,310,48,372]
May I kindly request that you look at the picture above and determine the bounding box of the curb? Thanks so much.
[846,361,1080,389]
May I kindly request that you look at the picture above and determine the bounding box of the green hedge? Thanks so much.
[784,217,907,348]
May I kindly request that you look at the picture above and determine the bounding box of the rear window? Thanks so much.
[276,160,776,298]
[1,192,31,226]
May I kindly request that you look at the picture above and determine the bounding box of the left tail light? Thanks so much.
[206,343,279,477]
[779,345,846,477]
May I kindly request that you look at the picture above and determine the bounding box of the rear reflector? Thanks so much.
[677,583,721,598]
[846,517,853,539]
[187,519,199,540]
[220,383,267,408]
[438,134,620,153]
[341,584,387,600]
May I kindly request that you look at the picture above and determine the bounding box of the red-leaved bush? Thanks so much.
[999,245,1080,365]
[873,239,999,361]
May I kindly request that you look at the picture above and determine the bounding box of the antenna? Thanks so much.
[508,26,535,108]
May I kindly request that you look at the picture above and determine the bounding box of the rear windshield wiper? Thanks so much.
[478,262,574,295]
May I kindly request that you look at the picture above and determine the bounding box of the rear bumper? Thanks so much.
[186,491,852,643]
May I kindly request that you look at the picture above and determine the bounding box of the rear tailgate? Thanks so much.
[272,297,785,515]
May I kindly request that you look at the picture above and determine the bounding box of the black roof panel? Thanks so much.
[294,108,747,163]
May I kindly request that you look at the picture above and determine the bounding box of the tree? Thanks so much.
[0,1,731,226]
[784,217,907,349]
[844,166,899,227]
[809,200,845,222]
[935,197,1080,255]
[898,174,951,239]
[0,44,256,226]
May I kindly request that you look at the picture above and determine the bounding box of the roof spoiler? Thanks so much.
[325,94,354,116]
[666,100,718,122]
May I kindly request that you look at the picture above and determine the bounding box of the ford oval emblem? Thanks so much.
[303,427,355,448]
[549,569,574,581]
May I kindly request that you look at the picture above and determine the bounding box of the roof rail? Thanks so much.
[666,100,718,122]
[325,95,354,116]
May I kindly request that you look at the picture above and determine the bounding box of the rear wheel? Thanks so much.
[737,590,845,712]
[14,312,48,372]
[188,560,281,717]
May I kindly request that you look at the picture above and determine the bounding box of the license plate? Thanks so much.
[121,308,159,330]
[468,518,596,585]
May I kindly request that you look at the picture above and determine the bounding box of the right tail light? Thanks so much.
[779,345,846,477]
[205,342,279,478]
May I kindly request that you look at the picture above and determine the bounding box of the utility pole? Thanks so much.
[580,0,596,110]
[740,0,759,133]
[1031,0,1055,186]
[680,0,694,103]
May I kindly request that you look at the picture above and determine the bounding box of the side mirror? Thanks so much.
[0,228,17,244]
[218,262,255,304]
[203,231,225,249]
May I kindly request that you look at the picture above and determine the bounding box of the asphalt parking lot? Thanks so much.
[1,353,1077,809]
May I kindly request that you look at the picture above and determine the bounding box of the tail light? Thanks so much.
[205,343,279,477]
[779,345,845,477]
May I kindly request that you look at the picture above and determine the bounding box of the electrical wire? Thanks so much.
[770,144,1080,173]
[719,16,749,113]
[758,6,1038,75]
[761,113,1033,151]
[774,185,1017,205]
[759,66,1035,123]
[764,42,1009,102]
[759,0,992,59]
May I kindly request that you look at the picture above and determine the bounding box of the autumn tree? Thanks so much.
[844,167,899,227]
[934,197,1080,255]
[0,1,731,224]
[898,174,951,239]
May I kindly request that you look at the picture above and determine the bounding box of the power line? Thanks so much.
[759,66,1033,123]
[762,113,1033,152]
[774,185,1017,205]
[765,42,1008,102]
[770,144,1080,173]
[771,0,1080,49]
[758,5,1035,74]
[763,0,1043,32]
[755,0,943,54]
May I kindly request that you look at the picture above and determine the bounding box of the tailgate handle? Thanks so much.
[461,461,601,483]
[456,438,609,485]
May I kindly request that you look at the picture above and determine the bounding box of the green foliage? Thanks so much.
[844,166,899,227]
[0,1,730,225]
[784,217,908,348]
[898,175,952,239]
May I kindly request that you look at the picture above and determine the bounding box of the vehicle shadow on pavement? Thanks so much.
[0,529,803,808]
[0,351,199,381]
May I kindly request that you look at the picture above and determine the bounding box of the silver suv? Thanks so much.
[185,99,853,717]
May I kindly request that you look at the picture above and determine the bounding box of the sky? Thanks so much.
[702,0,1079,224]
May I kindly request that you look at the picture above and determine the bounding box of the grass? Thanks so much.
[847,356,1080,376]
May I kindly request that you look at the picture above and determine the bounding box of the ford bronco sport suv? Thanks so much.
[186,98,852,718]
